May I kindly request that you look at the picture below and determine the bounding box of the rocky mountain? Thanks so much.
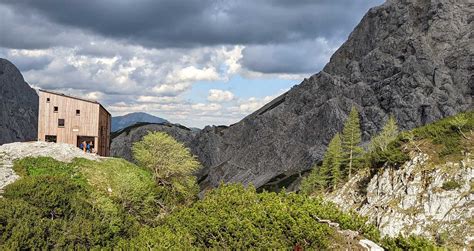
[111,123,198,162]
[0,58,38,145]
[112,112,169,132]
[190,0,473,189]
[111,0,473,191]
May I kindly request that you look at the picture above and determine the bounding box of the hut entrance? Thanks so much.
[77,136,95,152]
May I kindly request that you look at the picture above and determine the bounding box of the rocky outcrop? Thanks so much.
[0,58,39,145]
[110,123,198,162]
[111,0,473,190]
[0,141,101,193]
[328,152,474,247]
[190,0,473,189]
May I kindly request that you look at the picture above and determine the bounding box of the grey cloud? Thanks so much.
[241,38,340,74]
[1,0,384,49]
[6,55,53,72]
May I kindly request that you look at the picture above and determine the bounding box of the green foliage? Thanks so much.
[410,111,473,157]
[342,106,364,177]
[441,180,462,191]
[122,184,381,249]
[13,156,87,185]
[365,111,473,170]
[366,135,410,168]
[0,176,133,249]
[369,116,399,153]
[133,132,200,209]
[0,157,166,249]
[76,158,161,225]
[381,235,439,251]
[300,165,327,195]
[301,133,344,195]
[324,133,343,190]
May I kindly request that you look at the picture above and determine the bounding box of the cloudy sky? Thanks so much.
[0,0,383,128]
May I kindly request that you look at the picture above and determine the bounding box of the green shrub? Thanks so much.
[0,176,134,249]
[366,136,410,169]
[0,157,170,249]
[122,184,381,249]
[441,180,462,191]
[410,111,473,157]
[75,158,162,225]
[132,132,200,210]
[381,235,438,250]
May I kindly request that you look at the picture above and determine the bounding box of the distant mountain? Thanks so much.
[112,112,169,132]
[0,58,38,145]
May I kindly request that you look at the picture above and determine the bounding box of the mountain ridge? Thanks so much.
[112,112,169,132]
[187,0,473,190]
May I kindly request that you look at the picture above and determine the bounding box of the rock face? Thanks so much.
[190,0,473,189]
[111,0,473,190]
[0,58,39,145]
[110,123,198,162]
[328,152,473,247]
[112,112,169,132]
[0,141,101,192]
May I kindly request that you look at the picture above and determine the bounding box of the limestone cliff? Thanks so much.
[329,152,473,248]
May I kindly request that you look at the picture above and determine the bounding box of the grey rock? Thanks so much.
[112,0,473,190]
[110,123,198,162]
[0,58,39,145]
[191,0,473,189]
[328,152,474,245]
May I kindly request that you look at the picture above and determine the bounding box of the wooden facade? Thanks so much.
[37,89,111,156]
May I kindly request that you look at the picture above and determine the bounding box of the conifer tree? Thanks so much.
[300,166,327,195]
[341,106,363,178]
[369,115,399,152]
[300,133,343,194]
[322,133,343,190]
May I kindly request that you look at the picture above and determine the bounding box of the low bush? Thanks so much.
[0,176,133,249]
[441,180,462,191]
[381,235,438,250]
[410,111,473,157]
[121,184,381,249]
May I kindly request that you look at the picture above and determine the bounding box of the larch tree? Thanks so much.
[369,115,399,153]
[322,133,343,190]
[341,106,363,178]
[300,166,327,195]
[300,133,343,194]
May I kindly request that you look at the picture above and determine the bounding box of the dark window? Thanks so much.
[54,106,58,112]
[45,135,57,143]
[46,98,50,102]
[76,109,80,116]
[58,119,65,127]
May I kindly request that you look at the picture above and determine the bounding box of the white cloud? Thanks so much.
[207,89,235,102]
[191,103,222,111]
[238,96,276,113]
